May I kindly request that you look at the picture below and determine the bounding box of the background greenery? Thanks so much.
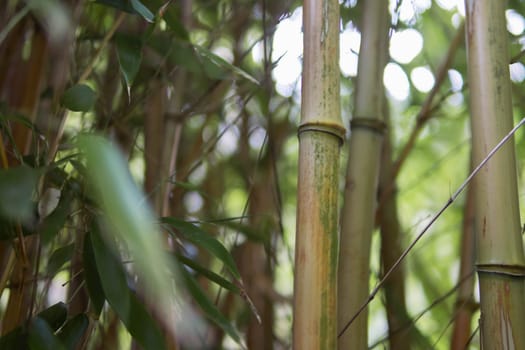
[0,0,524,348]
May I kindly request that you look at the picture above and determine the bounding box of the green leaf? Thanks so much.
[37,302,68,331]
[77,134,203,341]
[147,37,201,74]
[0,165,40,222]
[82,232,106,316]
[94,0,154,21]
[162,217,241,280]
[160,6,189,40]
[56,314,89,350]
[0,303,68,350]
[40,189,73,244]
[115,34,143,91]
[90,227,166,349]
[130,0,154,22]
[61,84,96,112]
[175,253,239,293]
[93,0,135,13]
[127,293,166,350]
[181,268,243,346]
[0,327,26,349]
[90,228,131,320]
[194,45,259,85]
[46,243,74,277]
[28,317,66,350]
[218,220,268,244]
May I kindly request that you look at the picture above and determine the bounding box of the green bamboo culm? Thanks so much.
[337,0,389,348]
[293,0,345,348]
[465,1,525,348]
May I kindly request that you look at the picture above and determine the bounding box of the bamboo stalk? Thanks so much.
[337,0,389,348]
[465,1,525,348]
[293,0,345,348]
[450,163,476,350]
[378,107,412,349]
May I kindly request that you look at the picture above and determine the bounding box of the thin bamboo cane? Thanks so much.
[450,164,476,350]
[465,1,525,348]
[378,110,412,349]
[337,0,389,348]
[293,0,345,348]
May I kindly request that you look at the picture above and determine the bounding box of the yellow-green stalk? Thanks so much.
[337,0,389,348]
[465,1,525,348]
[293,0,345,348]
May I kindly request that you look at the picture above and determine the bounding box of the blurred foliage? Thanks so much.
[0,0,524,348]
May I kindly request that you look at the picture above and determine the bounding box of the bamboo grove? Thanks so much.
[0,0,525,349]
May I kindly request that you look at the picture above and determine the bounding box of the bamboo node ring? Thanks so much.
[476,263,525,277]
[350,117,387,134]
[298,121,346,144]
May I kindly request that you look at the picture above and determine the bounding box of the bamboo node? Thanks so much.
[350,117,387,134]
[298,121,346,144]
[476,263,525,277]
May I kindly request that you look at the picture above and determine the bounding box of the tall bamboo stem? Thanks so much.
[337,0,389,348]
[293,0,345,348]
[465,1,525,348]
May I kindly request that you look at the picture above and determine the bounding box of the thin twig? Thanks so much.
[338,117,525,338]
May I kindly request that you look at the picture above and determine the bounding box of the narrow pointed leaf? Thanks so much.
[162,217,241,280]
[93,0,135,14]
[90,228,130,320]
[130,0,154,22]
[0,303,67,350]
[175,253,239,293]
[40,189,73,244]
[116,34,142,91]
[46,243,74,277]
[181,268,242,346]
[78,134,204,341]
[90,226,166,349]
[194,45,259,85]
[56,314,89,350]
[37,302,68,331]
[28,317,66,350]
[82,232,105,316]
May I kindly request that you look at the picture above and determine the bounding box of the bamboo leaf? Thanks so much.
[159,6,189,40]
[61,84,96,112]
[0,303,68,349]
[90,228,166,349]
[56,314,89,350]
[175,253,239,293]
[28,317,66,350]
[115,34,143,93]
[194,45,259,85]
[78,134,204,343]
[147,37,201,74]
[93,0,135,13]
[0,165,40,222]
[36,302,68,331]
[0,328,25,349]
[130,0,154,22]
[82,232,106,316]
[181,268,243,347]
[162,217,241,280]
[46,243,74,277]
[77,134,172,296]
[90,228,131,320]
[40,189,73,244]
